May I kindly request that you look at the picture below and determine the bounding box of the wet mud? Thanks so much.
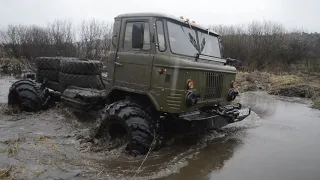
[1,77,320,180]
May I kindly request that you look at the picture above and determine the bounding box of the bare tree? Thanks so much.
[0,25,24,58]
[79,19,112,60]
[48,20,76,57]
[210,20,319,71]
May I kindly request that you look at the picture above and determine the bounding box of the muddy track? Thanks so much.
[0,99,261,180]
[4,77,320,180]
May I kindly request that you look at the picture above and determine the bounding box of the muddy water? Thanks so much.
[1,78,320,180]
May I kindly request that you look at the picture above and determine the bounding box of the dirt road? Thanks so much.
[1,77,320,180]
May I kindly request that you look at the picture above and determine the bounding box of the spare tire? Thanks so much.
[59,72,104,90]
[36,70,59,82]
[8,79,50,112]
[60,59,102,75]
[36,57,61,70]
[36,57,78,70]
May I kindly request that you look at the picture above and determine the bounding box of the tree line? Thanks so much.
[0,19,113,61]
[0,19,319,72]
[210,21,320,72]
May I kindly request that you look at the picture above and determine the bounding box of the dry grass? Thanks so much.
[0,166,11,179]
[270,75,303,87]
[236,71,320,109]
[1,138,23,156]
[49,144,59,153]
[311,91,320,109]
[33,171,42,177]
[236,71,271,92]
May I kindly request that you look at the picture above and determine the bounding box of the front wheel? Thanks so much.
[94,100,154,156]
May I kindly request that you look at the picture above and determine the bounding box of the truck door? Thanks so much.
[113,17,154,92]
[106,19,121,89]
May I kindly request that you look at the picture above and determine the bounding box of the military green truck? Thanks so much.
[7,12,251,156]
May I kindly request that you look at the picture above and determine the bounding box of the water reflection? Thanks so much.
[91,129,247,180]
[161,134,245,180]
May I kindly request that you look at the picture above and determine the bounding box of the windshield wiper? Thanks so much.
[200,37,206,53]
[179,25,199,53]
[188,33,198,51]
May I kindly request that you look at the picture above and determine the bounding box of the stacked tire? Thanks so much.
[59,59,104,90]
[35,57,67,92]
[35,57,61,83]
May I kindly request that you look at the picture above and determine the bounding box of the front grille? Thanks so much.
[203,72,224,100]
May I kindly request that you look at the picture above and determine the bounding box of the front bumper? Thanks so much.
[179,103,251,130]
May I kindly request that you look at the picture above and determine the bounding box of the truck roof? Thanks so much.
[115,12,219,36]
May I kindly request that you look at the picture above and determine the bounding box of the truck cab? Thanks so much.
[106,12,239,114]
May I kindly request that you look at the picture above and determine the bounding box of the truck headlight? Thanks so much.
[231,81,237,88]
[187,80,194,89]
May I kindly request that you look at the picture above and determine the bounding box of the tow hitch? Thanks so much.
[179,103,251,130]
[216,103,251,123]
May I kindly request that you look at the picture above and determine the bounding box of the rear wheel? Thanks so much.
[8,79,50,112]
[94,100,154,156]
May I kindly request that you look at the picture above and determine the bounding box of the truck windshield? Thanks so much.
[167,21,221,58]
[198,32,221,58]
[167,21,198,57]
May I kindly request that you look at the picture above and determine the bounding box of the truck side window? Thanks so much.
[156,20,166,52]
[124,22,150,50]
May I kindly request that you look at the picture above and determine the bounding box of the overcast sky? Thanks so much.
[0,0,319,32]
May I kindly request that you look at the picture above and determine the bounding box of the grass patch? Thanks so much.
[236,71,271,92]
[2,138,24,156]
[34,171,42,177]
[270,75,303,87]
[0,166,12,178]
[237,71,320,110]
[312,97,320,109]
[49,144,59,153]
[311,91,320,109]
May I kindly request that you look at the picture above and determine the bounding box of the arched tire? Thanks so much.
[36,70,59,82]
[59,72,104,90]
[60,59,103,75]
[35,57,61,70]
[8,79,50,112]
[36,56,79,70]
[94,100,154,156]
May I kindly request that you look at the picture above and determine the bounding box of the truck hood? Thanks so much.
[154,55,237,74]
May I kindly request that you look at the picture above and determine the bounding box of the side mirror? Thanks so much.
[132,23,144,49]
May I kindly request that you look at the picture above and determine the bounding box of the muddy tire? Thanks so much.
[59,72,104,90]
[60,59,102,75]
[35,57,61,70]
[94,100,154,156]
[8,79,50,112]
[36,70,59,82]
